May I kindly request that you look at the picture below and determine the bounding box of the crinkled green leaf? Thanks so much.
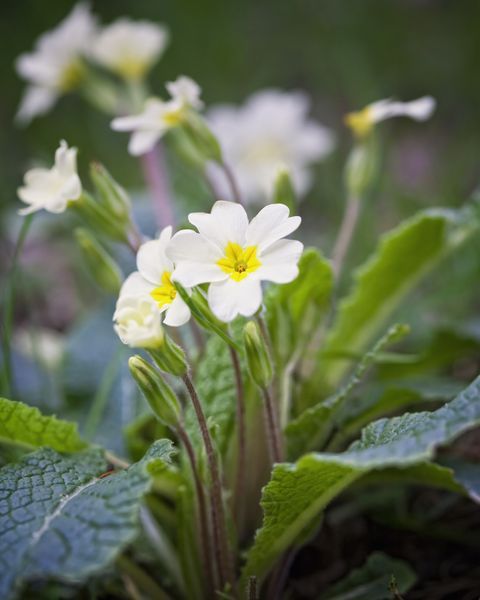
[286,324,410,457]
[321,208,478,391]
[320,551,416,600]
[439,458,480,503]
[0,440,175,599]
[186,333,238,455]
[0,398,87,453]
[242,374,480,584]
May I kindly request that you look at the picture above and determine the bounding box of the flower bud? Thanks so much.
[75,228,122,294]
[243,321,273,388]
[71,192,130,243]
[181,111,223,163]
[89,162,131,221]
[344,139,378,196]
[149,334,188,377]
[273,169,296,214]
[129,355,181,427]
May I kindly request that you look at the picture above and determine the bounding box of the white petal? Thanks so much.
[164,294,191,327]
[137,234,173,285]
[208,277,262,322]
[128,130,161,156]
[15,86,58,124]
[167,230,225,286]
[246,204,301,251]
[119,271,155,298]
[370,96,436,124]
[111,114,144,131]
[188,200,249,251]
[256,239,303,283]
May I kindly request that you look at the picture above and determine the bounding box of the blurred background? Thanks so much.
[1,0,479,451]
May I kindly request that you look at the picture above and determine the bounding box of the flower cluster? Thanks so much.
[111,76,202,156]
[15,3,169,123]
[113,201,303,346]
[207,90,335,205]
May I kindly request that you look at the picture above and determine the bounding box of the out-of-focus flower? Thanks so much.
[18,140,82,215]
[111,75,202,155]
[91,18,169,80]
[206,89,335,205]
[345,96,436,138]
[15,327,65,371]
[113,295,164,349]
[15,3,96,123]
[167,201,303,322]
[118,227,191,327]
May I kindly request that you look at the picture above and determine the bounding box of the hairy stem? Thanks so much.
[140,144,175,228]
[176,424,218,595]
[331,194,361,277]
[229,346,247,530]
[262,387,284,464]
[182,373,236,591]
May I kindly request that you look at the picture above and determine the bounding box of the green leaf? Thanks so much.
[321,208,478,391]
[286,324,410,457]
[0,397,87,453]
[186,333,238,455]
[0,440,175,599]
[242,373,480,584]
[320,551,416,600]
[266,248,333,366]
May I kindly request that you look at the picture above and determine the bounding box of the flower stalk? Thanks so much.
[140,144,176,228]
[181,373,235,591]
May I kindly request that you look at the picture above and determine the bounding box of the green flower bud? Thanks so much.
[344,138,378,196]
[89,162,131,221]
[149,334,188,377]
[273,169,296,214]
[74,228,122,294]
[71,192,130,243]
[181,110,223,163]
[243,321,273,388]
[129,356,182,427]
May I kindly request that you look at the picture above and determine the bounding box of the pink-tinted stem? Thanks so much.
[140,144,175,228]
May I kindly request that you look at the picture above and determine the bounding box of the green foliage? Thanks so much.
[266,248,333,367]
[242,374,480,584]
[286,324,410,457]
[0,397,87,452]
[320,208,479,392]
[320,551,416,600]
[0,440,175,599]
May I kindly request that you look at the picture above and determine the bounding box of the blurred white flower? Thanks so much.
[118,227,191,327]
[18,140,82,215]
[113,295,164,349]
[111,75,202,156]
[206,89,335,205]
[91,18,169,80]
[15,327,65,371]
[167,201,303,322]
[15,3,96,124]
[345,96,436,137]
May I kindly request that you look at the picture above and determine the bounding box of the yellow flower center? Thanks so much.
[163,107,185,127]
[217,242,261,282]
[344,106,374,138]
[114,57,149,80]
[59,59,86,92]
[150,272,177,307]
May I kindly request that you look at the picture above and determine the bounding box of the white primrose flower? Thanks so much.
[91,18,169,80]
[117,227,191,327]
[15,3,97,124]
[111,75,202,156]
[18,140,82,215]
[206,89,335,205]
[113,295,164,349]
[167,201,303,323]
[345,96,436,137]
